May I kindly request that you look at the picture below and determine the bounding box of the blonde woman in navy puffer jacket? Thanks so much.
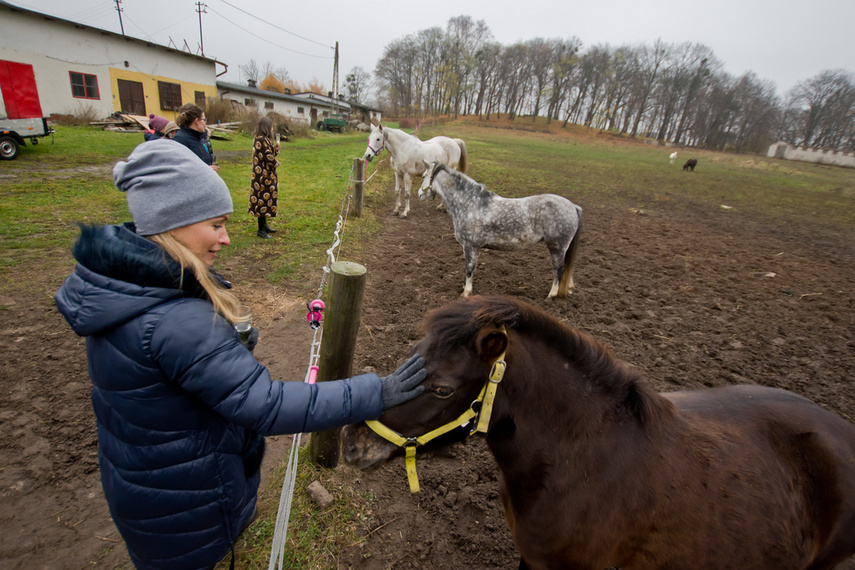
[55,141,425,569]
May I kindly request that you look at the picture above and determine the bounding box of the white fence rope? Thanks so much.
[267,162,359,570]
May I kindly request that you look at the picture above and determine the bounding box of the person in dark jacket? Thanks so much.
[173,103,218,171]
[54,140,425,570]
[143,113,169,142]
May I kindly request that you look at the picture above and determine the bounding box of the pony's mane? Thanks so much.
[422,295,673,427]
[434,164,494,203]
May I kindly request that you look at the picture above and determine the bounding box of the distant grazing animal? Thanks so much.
[670,151,678,164]
[683,158,698,171]
[344,295,855,570]
[362,123,467,218]
[418,161,581,298]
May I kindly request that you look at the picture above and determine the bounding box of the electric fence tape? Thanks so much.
[268,163,357,570]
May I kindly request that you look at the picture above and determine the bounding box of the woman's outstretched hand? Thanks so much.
[380,355,426,409]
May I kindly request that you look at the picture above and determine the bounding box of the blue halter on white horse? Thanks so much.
[419,161,582,298]
[362,123,468,218]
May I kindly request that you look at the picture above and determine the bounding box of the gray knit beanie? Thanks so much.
[113,139,233,236]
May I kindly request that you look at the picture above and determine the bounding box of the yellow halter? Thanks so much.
[365,328,508,493]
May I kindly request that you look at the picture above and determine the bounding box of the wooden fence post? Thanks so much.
[353,157,365,218]
[308,261,367,467]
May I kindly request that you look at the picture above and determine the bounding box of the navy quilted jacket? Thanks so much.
[55,224,383,569]
[173,126,213,165]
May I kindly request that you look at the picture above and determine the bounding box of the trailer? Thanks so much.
[0,59,53,160]
[317,114,347,132]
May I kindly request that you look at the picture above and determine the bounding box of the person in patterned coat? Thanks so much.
[249,116,279,238]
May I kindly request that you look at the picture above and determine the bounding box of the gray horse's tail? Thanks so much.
[558,205,582,297]
[455,139,468,174]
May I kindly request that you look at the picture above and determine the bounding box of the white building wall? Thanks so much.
[0,7,218,117]
[767,142,855,169]
[218,91,310,125]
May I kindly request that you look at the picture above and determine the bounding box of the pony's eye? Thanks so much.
[433,385,454,398]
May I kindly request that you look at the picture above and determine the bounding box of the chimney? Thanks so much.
[247,79,257,88]
[328,91,333,98]
[285,88,291,95]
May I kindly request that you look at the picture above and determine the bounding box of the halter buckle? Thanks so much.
[489,360,506,383]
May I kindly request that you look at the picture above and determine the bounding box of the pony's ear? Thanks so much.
[475,327,508,363]
[423,160,430,171]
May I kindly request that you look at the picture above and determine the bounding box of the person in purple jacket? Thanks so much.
[54,140,425,570]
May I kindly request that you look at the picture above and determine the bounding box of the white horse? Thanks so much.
[362,123,468,218]
[670,151,678,164]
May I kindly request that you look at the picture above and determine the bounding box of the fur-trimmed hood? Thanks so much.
[55,223,214,336]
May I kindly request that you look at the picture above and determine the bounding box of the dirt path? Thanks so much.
[1,148,854,568]
[334,186,855,569]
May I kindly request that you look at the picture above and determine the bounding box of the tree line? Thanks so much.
[372,16,855,154]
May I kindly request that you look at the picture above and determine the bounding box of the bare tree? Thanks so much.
[785,69,855,150]
[375,36,419,116]
[627,40,668,136]
[473,42,503,118]
[545,37,582,125]
[345,66,371,104]
[239,59,260,85]
[371,18,855,153]
[445,16,492,116]
[525,38,556,121]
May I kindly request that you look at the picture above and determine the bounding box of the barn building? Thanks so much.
[0,0,223,121]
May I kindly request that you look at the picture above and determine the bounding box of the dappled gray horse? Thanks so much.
[418,161,582,298]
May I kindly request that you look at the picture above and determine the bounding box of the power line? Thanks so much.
[149,14,197,39]
[216,0,333,50]
[122,13,155,42]
[67,4,116,22]
[206,7,333,59]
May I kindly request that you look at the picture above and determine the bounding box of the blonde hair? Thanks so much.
[148,232,242,324]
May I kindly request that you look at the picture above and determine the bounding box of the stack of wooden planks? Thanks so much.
[90,114,239,139]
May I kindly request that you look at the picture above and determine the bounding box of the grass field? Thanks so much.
[0,126,388,296]
[2,121,853,293]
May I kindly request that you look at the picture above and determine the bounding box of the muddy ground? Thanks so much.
[1,144,854,569]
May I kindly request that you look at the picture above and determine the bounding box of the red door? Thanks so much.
[0,60,43,119]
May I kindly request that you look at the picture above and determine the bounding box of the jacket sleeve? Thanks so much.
[146,299,384,434]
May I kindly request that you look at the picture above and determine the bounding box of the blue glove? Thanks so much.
[238,326,259,353]
[380,355,426,409]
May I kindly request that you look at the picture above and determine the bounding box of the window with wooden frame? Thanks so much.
[264,101,274,110]
[297,106,305,114]
[158,81,182,111]
[69,72,100,100]
[195,91,206,108]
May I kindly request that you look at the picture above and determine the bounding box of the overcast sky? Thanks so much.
[11,0,855,99]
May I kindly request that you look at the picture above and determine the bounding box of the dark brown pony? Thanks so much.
[683,158,698,171]
[343,295,855,570]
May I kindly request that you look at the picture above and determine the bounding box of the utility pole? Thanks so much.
[114,0,125,35]
[195,2,207,56]
[331,42,339,114]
